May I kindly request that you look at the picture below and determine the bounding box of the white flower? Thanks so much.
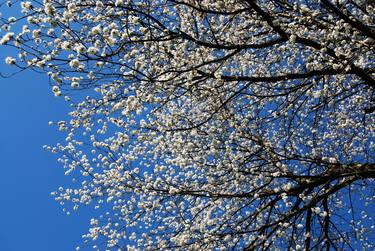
[71,81,79,88]
[21,1,33,10]
[36,60,46,68]
[47,28,54,35]
[18,52,27,59]
[320,211,328,217]
[27,16,35,23]
[32,29,41,39]
[91,25,101,35]
[8,17,16,23]
[115,0,124,6]
[328,157,337,163]
[22,25,30,34]
[87,47,99,55]
[5,56,16,65]
[61,41,71,50]
[44,3,55,15]
[51,73,62,83]
[107,196,114,203]
[52,85,60,92]
[313,90,322,99]
[214,71,222,79]
[63,10,73,19]
[0,32,14,44]
[74,44,86,54]
[111,29,120,38]
[96,61,104,67]
[289,34,297,43]
[314,207,321,214]
[52,86,61,96]
[67,3,77,12]
[69,59,80,68]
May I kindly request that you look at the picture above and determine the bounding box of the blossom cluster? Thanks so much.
[1,0,374,250]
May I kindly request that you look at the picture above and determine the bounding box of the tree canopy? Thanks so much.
[1,0,374,250]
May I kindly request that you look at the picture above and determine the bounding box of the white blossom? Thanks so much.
[5,56,15,65]
[69,59,80,68]
[0,32,14,44]
[1,1,374,250]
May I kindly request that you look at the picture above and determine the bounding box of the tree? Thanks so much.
[1,0,374,250]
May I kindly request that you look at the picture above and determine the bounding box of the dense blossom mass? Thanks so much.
[1,0,375,250]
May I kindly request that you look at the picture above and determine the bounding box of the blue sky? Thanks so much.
[0,61,92,250]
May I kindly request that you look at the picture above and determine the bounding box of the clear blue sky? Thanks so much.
[0,58,93,250]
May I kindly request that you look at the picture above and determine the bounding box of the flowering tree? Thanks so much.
[1,0,375,250]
